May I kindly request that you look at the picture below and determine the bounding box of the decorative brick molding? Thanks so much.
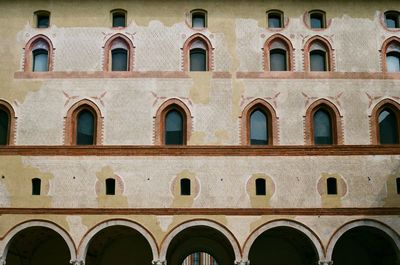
[303,98,344,145]
[63,99,104,145]
[153,98,193,145]
[236,71,400,79]
[379,36,400,72]
[181,33,214,71]
[23,34,54,72]
[303,35,335,72]
[0,99,17,145]
[102,33,135,71]
[263,33,295,71]
[369,98,400,144]
[239,98,279,145]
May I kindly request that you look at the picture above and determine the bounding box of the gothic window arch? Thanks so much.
[240,99,279,145]
[381,37,400,72]
[64,99,103,145]
[24,35,54,72]
[304,36,334,72]
[304,99,343,145]
[264,34,294,71]
[0,100,16,145]
[183,34,213,71]
[154,99,192,145]
[370,99,400,145]
[103,34,135,71]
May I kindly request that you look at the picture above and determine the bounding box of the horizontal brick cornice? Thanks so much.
[0,207,398,216]
[0,145,400,156]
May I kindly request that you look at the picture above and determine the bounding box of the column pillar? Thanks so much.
[152,260,167,265]
[70,260,84,265]
[318,261,333,265]
[235,260,250,265]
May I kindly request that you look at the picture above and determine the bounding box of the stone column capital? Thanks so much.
[235,260,250,265]
[152,260,167,265]
[70,260,84,265]
[319,261,333,265]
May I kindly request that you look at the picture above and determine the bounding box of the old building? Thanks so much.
[0,0,400,264]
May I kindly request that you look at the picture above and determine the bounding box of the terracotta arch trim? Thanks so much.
[263,33,295,71]
[23,34,54,72]
[369,98,400,144]
[103,33,135,71]
[64,99,104,145]
[303,35,335,72]
[182,33,214,71]
[154,98,193,145]
[304,99,344,145]
[240,98,279,145]
[380,36,400,72]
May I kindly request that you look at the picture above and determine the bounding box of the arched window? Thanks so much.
[385,42,400,72]
[34,10,50,28]
[103,34,134,72]
[165,109,184,145]
[310,42,328,71]
[313,108,333,144]
[180,178,191,195]
[32,178,41,195]
[191,9,207,29]
[309,10,326,29]
[105,178,116,195]
[111,9,127,27]
[190,40,207,71]
[32,40,49,72]
[0,107,10,145]
[378,107,399,144]
[327,177,337,195]
[267,10,284,28]
[269,39,288,71]
[255,178,266,195]
[76,109,95,145]
[250,109,268,145]
[384,11,400,29]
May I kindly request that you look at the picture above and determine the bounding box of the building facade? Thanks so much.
[0,1,400,264]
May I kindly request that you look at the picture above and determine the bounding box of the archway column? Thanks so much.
[152,260,167,265]
[319,261,333,265]
[235,260,250,265]
[70,260,85,265]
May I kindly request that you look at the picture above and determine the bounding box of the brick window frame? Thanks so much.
[64,99,103,145]
[303,35,334,71]
[263,34,294,71]
[380,36,400,72]
[154,98,192,145]
[240,98,279,145]
[103,33,135,71]
[369,98,400,144]
[23,34,54,72]
[0,99,16,145]
[304,99,343,145]
[182,33,214,71]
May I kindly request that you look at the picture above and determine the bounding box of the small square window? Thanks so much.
[113,12,126,27]
[267,11,283,28]
[309,11,326,29]
[32,178,41,195]
[35,11,50,28]
[191,10,207,29]
[385,11,400,28]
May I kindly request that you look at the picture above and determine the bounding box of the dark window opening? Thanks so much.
[165,109,184,145]
[111,48,128,71]
[396,178,400,194]
[113,12,126,27]
[379,108,399,144]
[270,49,287,71]
[190,48,207,71]
[180,178,191,195]
[250,109,268,145]
[32,49,49,72]
[327,177,337,195]
[268,13,282,28]
[255,178,266,195]
[36,13,49,28]
[313,108,333,145]
[386,51,400,72]
[385,12,400,28]
[76,109,95,145]
[105,178,116,195]
[310,50,327,71]
[192,12,206,28]
[32,178,41,195]
[310,12,325,29]
[0,109,9,145]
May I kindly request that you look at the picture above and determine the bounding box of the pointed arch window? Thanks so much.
[269,39,288,71]
[76,109,95,145]
[313,108,333,144]
[103,34,134,72]
[0,101,15,146]
[250,109,268,145]
[190,40,207,71]
[310,42,328,71]
[378,107,399,144]
[385,42,400,72]
[32,40,49,72]
[165,109,184,145]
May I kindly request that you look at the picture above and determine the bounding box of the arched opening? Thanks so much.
[166,226,236,265]
[386,42,400,72]
[313,108,333,144]
[111,9,127,27]
[76,109,95,145]
[309,10,326,29]
[191,10,207,29]
[31,40,49,72]
[250,109,268,145]
[111,40,129,71]
[267,10,283,28]
[165,109,184,145]
[269,39,288,71]
[5,226,71,265]
[248,226,319,265]
[332,226,400,265]
[379,107,399,144]
[0,107,10,145]
[85,225,153,265]
[385,11,400,29]
[190,40,207,71]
